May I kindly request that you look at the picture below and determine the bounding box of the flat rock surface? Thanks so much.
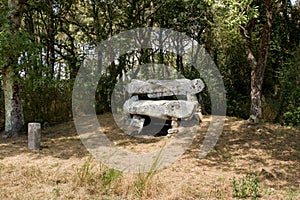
[123,99,197,119]
[126,79,205,96]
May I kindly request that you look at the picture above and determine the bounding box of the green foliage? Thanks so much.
[96,75,117,114]
[101,168,122,191]
[223,0,259,29]
[275,46,300,125]
[21,79,73,123]
[0,28,34,72]
[283,107,300,127]
[285,188,300,200]
[211,0,259,37]
[0,0,299,126]
[75,156,96,186]
[74,156,123,195]
[210,27,250,118]
[263,2,300,124]
[133,147,162,198]
[231,173,260,199]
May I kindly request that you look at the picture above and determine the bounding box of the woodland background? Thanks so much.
[0,0,299,132]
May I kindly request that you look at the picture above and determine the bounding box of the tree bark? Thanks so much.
[2,0,26,137]
[242,0,273,123]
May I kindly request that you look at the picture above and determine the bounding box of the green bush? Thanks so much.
[283,106,300,127]
[231,173,260,199]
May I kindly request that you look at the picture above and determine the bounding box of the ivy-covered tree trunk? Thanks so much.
[242,0,274,123]
[2,0,26,137]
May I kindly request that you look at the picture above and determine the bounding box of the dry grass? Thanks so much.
[0,113,299,199]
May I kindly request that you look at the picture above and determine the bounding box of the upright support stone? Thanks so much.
[128,115,145,135]
[28,123,41,151]
[167,119,180,135]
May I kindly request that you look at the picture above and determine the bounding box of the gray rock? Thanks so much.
[123,99,198,120]
[126,79,204,96]
[123,78,205,135]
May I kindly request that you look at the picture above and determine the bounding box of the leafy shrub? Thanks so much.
[231,173,260,199]
[283,107,300,127]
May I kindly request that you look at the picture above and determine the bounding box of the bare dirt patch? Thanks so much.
[0,113,299,199]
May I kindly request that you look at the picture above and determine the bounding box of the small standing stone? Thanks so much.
[28,123,41,151]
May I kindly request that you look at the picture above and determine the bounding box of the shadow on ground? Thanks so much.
[0,120,88,160]
[185,117,300,189]
[1,113,299,190]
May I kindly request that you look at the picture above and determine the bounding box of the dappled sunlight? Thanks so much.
[0,113,299,199]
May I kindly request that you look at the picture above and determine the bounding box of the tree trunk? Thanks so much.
[243,0,273,123]
[3,68,24,137]
[2,0,26,137]
[250,64,264,123]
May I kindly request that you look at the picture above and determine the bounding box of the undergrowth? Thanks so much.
[231,173,261,199]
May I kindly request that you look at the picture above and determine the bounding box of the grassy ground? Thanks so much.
[0,113,299,199]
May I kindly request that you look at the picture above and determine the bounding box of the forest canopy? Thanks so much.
[0,0,299,136]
